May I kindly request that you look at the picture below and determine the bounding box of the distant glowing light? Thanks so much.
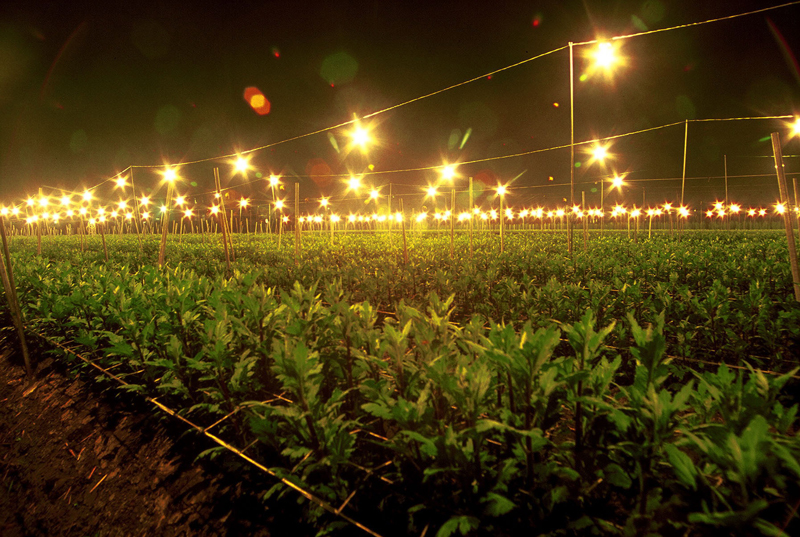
[159,205,168,214]
[125,213,133,220]
[440,165,457,181]
[347,176,362,192]
[590,143,610,164]
[210,206,220,215]
[776,203,786,214]
[369,189,380,200]
[39,197,48,208]
[83,190,92,202]
[118,200,127,209]
[141,196,150,206]
[705,210,714,218]
[758,208,767,217]
[26,198,34,207]
[792,117,800,137]
[496,185,507,196]
[747,208,756,216]
[142,211,151,220]
[714,201,724,211]
[60,196,71,206]
[111,211,118,218]
[679,207,689,218]
[331,214,340,223]
[349,122,372,149]
[234,156,250,174]
[175,195,186,206]
[730,204,740,214]
[275,200,285,210]
[426,186,438,199]
[319,197,329,208]
[239,198,249,208]
[11,207,19,216]
[163,168,177,183]
[184,209,194,218]
[115,176,127,188]
[592,41,619,71]
[269,174,281,187]
[79,207,87,216]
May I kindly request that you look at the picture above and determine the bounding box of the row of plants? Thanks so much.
[15,231,800,371]
[6,232,800,535]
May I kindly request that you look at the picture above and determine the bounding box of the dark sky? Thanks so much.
[1,0,799,209]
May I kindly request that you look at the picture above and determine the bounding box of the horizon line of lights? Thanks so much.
[6,200,799,227]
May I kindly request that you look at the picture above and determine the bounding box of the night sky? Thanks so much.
[1,0,799,210]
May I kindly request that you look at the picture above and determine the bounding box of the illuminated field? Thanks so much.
[6,230,800,536]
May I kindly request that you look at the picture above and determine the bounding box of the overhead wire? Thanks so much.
[42,2,800,196]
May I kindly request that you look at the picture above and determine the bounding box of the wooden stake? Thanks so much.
[400,198,408,264]
[294,182,300,265]
[100,222,109,262]
[213,170,232,275]
[450,188,455,259]
[0,219,32,377]
[468,177,474,258]
[158,181,172,267]
[771,132,800,302]
[582,191,587,250]
[499,194,505,253]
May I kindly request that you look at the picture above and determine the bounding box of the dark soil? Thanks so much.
[0,338,313,537]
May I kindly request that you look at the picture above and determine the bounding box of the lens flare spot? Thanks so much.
[271,46,280,58]
[579,73,588,82]
[320,51,359,86]
[244,86,271,115]
[306,158,333,188]
[553,102,559,107]
[532,13,543,27]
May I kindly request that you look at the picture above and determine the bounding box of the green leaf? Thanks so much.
[482,492,515,517]
[435,516,480,537]
[664,444,697,490]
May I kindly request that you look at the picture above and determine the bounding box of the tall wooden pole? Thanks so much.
[771,132,800,302]
[680,120,688,206]
[568,42,575,255]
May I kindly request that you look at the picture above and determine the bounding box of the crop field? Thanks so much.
[4,230,800,536]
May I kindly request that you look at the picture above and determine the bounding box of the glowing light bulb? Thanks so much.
[234,156,250,174]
